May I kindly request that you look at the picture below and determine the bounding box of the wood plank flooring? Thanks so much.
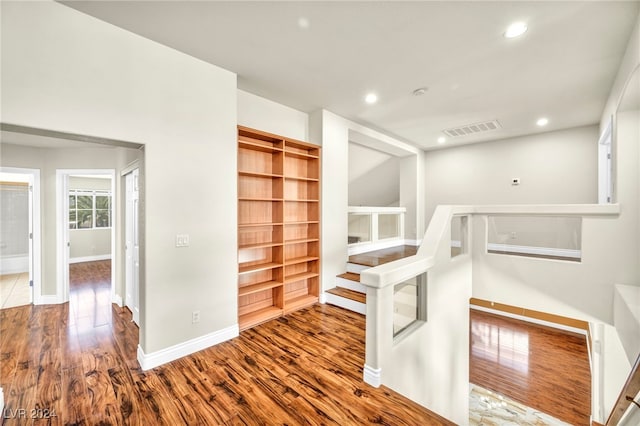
[470,309,591,425]
[348,245,418,267]
[326,287,366,304]
[0,260,451,425]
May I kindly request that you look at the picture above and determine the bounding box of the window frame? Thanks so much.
[69,189,112,230]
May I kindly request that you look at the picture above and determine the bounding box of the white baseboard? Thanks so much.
[0,255,29,275]
[35,294,64,305]
[111,294,123,307]
[363,364,382,387]
[137,324,239,370]
[69,254,112,264]
[486,243,581,259]
[470,304,587,336]
[319,292,327,304]
[325,292,366,315]
[403,239,421,247]
[348,239,407,256]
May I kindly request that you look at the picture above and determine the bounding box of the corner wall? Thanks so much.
[1,1,238,355]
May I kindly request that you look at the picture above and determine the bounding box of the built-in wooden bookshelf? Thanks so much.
[237,125,321,331]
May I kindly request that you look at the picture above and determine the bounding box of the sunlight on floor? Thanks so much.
[0,272,31,309]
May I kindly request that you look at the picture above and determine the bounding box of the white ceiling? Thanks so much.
[61,1,639,150]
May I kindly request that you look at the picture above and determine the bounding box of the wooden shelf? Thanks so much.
[240,197,284,202]
[239,262,281,275]
[283,295,318,314]
[239,281,283,297]
[239,139,283,153]
[285,256,319,266]
[239,242,283,250]
[285,271,318,283]
[284,150,319,160]
[237,125,320,332]
[285,238,319,244]
[239,306,283,331]
[284,176,319,182]
[239,171,283,179]
[239,222,284,228]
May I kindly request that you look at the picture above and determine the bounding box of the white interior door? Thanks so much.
[125,169,140,325]
[27,177,34,303]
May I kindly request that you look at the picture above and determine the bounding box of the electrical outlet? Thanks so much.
[512,178,520,186]
[192,310,200,324]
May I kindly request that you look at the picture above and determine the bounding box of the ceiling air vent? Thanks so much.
[442,120,502,138]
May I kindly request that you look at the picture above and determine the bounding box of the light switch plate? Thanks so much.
[176,234,190,247]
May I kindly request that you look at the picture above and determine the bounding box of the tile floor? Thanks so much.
[470,384,570,426]
[0,272,31,309]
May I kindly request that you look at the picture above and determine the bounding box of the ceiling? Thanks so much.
[61,1,639,150]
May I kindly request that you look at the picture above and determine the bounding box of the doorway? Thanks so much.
[124,167,140,325]
[0,167,41,308]
[58,169,116,303]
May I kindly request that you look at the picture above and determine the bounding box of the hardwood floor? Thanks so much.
[470,309,591,425]
[348,245,418,267]
[1,261,451,425]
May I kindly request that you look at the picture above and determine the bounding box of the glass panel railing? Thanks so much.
[487,216,582,262]
[393,273,426,338]
[348,213,371,244]
[451,215,468,258]
[378,213,400,240]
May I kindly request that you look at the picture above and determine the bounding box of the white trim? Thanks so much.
[470,304,588,336]
[137,324,239,370]
[403,239,421,246]
[120,160,140,177]
[363,364,382,388]
[487,243,581,259]
[69,254,112,264]
[0,255,29,274]
[325,291,366,315]
[1,167,41,306]
[36,294,64,305]
[348,206,406,214]
[111,294,123,307]
[319,292,327,304]
[450,239,462,248]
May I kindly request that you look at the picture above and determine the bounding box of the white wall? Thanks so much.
[348,157,399,207]
[1,1,237,357]
[424,125,599,222]
[237,89,308,141]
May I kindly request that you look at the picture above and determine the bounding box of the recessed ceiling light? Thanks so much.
[504,22,528,38]
[365,93,378,104]
[536,117,549,126]
[437,137,446,144]
[297,17,310,29]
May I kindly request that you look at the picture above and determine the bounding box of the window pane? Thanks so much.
[95,210,110,228]
[69,195,76,209]
[77,195,92,210]
[96,195,110,210]
[69,211,77,229]
[77,210,93,229]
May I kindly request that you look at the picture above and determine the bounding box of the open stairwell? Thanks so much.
[325,245,418,315]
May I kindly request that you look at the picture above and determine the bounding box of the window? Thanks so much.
[69,190,112,229]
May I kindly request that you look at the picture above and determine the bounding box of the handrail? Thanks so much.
[606,351,640,425]
[360,203,620,289]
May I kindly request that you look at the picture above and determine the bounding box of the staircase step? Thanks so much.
[325,286,366,315]
[326,287,366,304]
[346,263,370,274]
[336,272,367,293]
[337,272,360,282]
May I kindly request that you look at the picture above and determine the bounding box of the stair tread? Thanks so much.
[348,245,418,267]
[337,272,360,282]
[326,286,366,304]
